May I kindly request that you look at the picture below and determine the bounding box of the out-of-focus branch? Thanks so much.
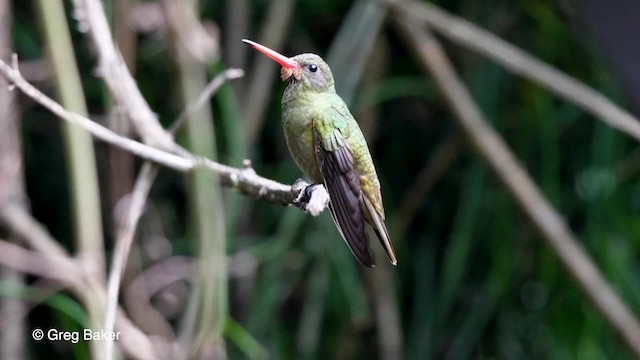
[106,69,247,357]
[104,162,159,360]
[36,0,106,295]
[168,68,245,134]
[0,240,83,287]
[0,204,69,258]
[170,3,227,355]
[108,0,139,231]
[385,0,640,143]
[327,0,388,106]
[0,0,26,355]
[69,0,175,150]
[163,0,218,63]
[393,134,463,238]
[392,12,640,358]
[224,0,249,96]
[0,242,159,360]
[106,68,245,360]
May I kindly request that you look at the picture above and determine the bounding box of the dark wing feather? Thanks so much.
[314,130,374,267]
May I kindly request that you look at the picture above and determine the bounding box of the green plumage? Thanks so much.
[240,38,397,266]
[277,53,396,267]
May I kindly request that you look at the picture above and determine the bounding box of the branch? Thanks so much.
[392,12,640,358]
[393,134,463,238]
[70,0,175,150]
[386,0,640,143]
[105,162,159,360]
[0,203,69,258]
[0,237,159,360]
[106,68,247,358]
[0,56,329,214]
[0,239,82,287]
[168,68,245,134]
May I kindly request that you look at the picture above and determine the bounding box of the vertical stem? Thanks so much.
[0,3,26,359]
[35,0,106,358]
[108,0,137,229]
[171,2,227,358]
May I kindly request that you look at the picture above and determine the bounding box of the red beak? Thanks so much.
[242,39,298,69]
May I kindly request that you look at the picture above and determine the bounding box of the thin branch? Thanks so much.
[70,0,175,150]
[392,13,640,358]
[0,204,69,258]
[36,7,106,345]
[104,162,159,360]
[105,68,246,358]
[172,9,227,355]
[0,239,83,289]
[385,0,640,143]
[0,57,328,212]
[168,68,244,134]
[0,180,161,360]
[0,57,191,169]
[393,134,463,237]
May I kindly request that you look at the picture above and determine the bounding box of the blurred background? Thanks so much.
[1,0,640,359]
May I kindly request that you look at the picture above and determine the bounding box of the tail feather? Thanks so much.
[363,196,397,266]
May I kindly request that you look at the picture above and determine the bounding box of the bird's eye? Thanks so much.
[308,64,318,73]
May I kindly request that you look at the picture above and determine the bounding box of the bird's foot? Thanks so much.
[292,180,329,216]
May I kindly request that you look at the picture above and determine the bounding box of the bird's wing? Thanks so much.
[313,114,374,267]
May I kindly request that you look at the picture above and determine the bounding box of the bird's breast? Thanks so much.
[282,101,323,182]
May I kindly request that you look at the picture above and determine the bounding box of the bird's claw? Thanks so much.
[292,181,329,216]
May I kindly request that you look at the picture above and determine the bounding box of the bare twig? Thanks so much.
[0,58,328,212]
[393,134,463,237]
[168,68,245,134]
[104,162,159,360]
[386,0,640,143]
[163,0,218,63]
[106,68,244,359]
[392,13,640,357]
[115,310,163,360]
[0,204,69,258]
[326,0,388,105]
[172,8,228,355]
[0,222,161,360]
[70,0,175,150]
[223,0,249,96]
[105,68,246,358]
[0,239,83,287]
[0,57,189,169]
[108,0,139,229]
[0,1,26,354]
[36,9,106,351]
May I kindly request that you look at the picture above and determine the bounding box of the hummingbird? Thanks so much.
[243,39,397,267]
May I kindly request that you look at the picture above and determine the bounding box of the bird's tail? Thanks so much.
[363,196,397,266]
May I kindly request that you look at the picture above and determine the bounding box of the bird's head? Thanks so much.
[243,39,335,93]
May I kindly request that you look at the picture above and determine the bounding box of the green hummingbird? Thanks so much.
[243,39,397,267]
